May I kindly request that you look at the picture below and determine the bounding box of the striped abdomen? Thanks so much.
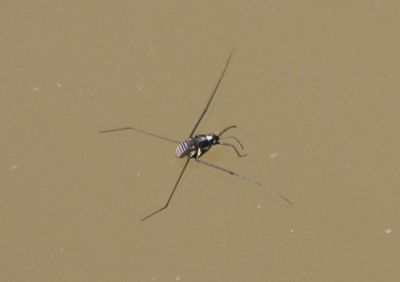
[175,138,196,158]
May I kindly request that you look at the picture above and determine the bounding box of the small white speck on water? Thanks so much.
[59,247,64,252]
[136,172,141,177]
[384,228,392,234]
[151,276,157,281]
[137,85,144,91]
[270,152,279,159]
[175,275,182,281]
[297,131,302,136]
[32,86,39,92]
[57,83,63,88]
[290,229,294,233]
[256,204,262,209]
[9,164,19,170]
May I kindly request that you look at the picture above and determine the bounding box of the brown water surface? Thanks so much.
[1,2,399,281]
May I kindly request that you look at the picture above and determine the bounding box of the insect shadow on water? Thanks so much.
[100,49,295,221]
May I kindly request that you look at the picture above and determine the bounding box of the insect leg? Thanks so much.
[188,49,236,138]
[99,126,180,144]
[141,158,191,221]
[194,158,294,208]
[218,142,247,158]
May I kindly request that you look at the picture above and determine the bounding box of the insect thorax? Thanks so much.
[175,134,219,158]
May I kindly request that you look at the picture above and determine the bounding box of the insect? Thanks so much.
[100,49,294,221]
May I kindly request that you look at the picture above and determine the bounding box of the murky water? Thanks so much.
[2,2,399,281]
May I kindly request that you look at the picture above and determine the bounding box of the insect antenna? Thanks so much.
[194,158,296,209]
[218,143,247,157]
[219,136,245,150]
[218,125,237,137]
[99,126,179,144]
[188,48,236,138]
[218,125,246,157]
[141,158,191,221]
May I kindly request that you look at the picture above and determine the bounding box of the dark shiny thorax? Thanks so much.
[189,134,219,158]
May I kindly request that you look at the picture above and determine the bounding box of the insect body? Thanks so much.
[100,49,295,221]
[176,134,218,158]
[176,125,246,159]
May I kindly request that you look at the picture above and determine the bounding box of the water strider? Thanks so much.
[100,49,295,221]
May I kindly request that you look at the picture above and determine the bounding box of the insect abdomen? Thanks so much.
[175,139,195,158]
